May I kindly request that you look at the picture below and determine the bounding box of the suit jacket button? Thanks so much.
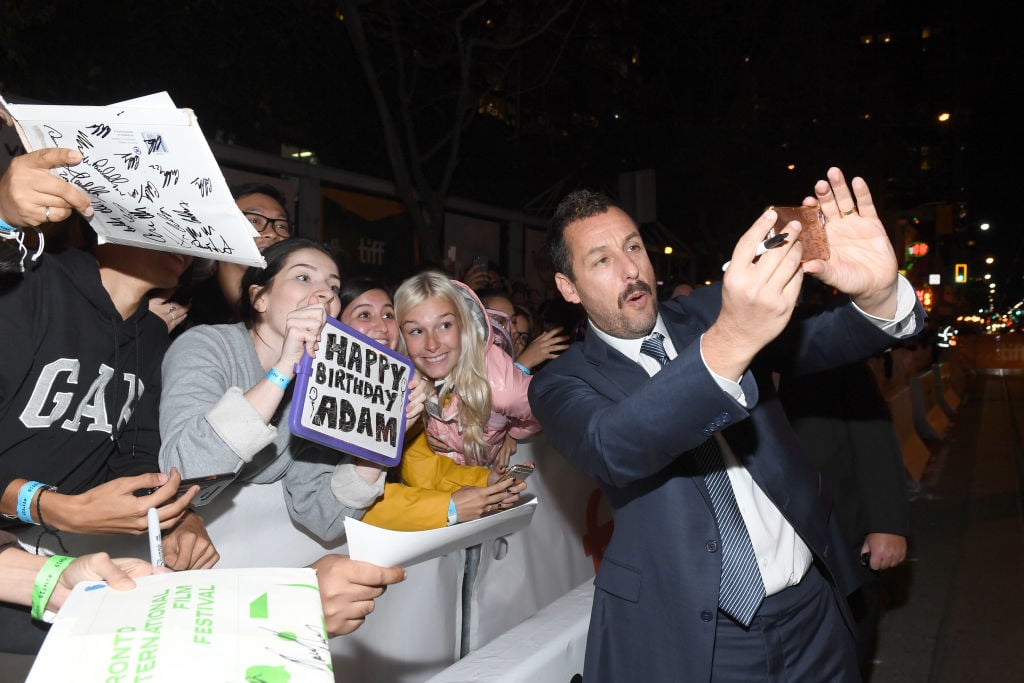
[718,411,731,424]
[706,540,718,553]
[701,610,714,622]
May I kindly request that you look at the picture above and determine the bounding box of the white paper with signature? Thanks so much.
[0,91,264,267]
[28,568,332,683]
[345,497,538,568]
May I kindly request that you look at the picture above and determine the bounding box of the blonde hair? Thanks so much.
[394,271,492,464]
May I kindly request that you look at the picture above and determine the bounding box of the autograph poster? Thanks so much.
[0,91,264,267]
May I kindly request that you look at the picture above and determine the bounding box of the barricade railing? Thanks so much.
[884,385,933,481]
[19,435,598,683]
[934,362,961,417]
[909,368,950,441]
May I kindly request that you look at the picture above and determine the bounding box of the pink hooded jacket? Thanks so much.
[426,282,541,466]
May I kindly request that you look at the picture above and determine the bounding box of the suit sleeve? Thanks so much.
[529,299,922,489]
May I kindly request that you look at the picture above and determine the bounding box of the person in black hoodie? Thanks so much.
[0,171,219,652]
[0,147,402,657]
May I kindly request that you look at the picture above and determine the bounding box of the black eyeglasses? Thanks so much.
[243,211,293,238]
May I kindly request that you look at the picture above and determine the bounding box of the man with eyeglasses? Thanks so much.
[169,182,294,331]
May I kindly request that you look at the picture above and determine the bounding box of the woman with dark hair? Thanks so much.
[151,182,294,333]
[336,277,525,530]
[158,239,390,542]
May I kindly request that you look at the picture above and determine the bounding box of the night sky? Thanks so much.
[1,1,1017,308]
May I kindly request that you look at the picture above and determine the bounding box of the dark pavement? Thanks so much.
[870,369,1024,682]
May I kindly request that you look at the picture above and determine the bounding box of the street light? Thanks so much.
[985,257,995,265]
[980,223,991,231]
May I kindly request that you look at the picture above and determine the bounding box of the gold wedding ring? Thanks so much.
[842,207,857,216]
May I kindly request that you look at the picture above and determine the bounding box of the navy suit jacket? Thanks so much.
[528,284,925,682]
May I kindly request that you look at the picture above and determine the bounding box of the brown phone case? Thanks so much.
[772,206,829,261]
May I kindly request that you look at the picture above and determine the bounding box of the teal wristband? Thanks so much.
[266,367,291,390]
[0,216,19,234]
[17,481,46,524]
[446,497,458,526]
[31,555,74,621]
[514,362,532,376]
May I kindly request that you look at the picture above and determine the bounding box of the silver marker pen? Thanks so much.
[721,232,790,272]
[147,507,164,568]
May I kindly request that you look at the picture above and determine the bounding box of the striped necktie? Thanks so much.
[640,331,765,625]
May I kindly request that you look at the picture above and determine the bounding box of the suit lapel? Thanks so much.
[581,329,649,396]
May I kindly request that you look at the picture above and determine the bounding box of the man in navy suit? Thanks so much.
[528,168,925,682]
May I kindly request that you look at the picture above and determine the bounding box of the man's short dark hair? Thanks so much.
[547,189,618,280]
[230,182,289,215]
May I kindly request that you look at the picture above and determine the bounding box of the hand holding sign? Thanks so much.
[404,370,429,424]
[278,298,332,367]
[290,316,414,467]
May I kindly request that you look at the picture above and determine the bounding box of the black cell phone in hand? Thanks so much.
[133,472,235,505]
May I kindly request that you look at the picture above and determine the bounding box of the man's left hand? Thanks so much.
[801,167,900,319]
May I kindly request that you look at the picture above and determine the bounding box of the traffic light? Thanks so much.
[955,263,967,283]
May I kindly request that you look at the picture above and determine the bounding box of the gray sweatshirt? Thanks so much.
[159,323,384,543]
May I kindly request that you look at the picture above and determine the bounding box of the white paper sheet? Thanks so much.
[345,497,539,567]
[28,568,332,683]
[0,91,264,267]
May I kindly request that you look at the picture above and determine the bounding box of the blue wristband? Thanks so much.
[0,216,19,234]
[514,362,532,376]
[17,481,46,524]
[446,497,458,526]
[266,367,291,390]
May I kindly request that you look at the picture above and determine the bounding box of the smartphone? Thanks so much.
[134,472,235,506]
[771,206,829,261]
[503,463,535,482]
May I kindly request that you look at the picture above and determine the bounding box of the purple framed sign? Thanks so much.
[289,316,413,467]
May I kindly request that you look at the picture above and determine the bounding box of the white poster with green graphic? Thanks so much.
[28,568,332,682]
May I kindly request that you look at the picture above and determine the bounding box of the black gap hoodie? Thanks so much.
[0,248,168,509]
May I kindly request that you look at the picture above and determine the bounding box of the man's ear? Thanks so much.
[250,284,268,313]
[554,273,580,304]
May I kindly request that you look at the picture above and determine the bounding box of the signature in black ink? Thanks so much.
[156,165,179,187]
[171,202,202,224]
[59,167,110,197]
[117,152,140,171]
[86,123,112,138]
[142,134,166,154]
[89,157,130,188]
[186,227,235,255]
[44,125,64,147]
[191,177,213,197]
[75,130,94,151]
[129,182,160,202]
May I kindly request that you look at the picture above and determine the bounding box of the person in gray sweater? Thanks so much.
[159,239,386,542]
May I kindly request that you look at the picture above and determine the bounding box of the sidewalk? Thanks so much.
[870,370,1024,682]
